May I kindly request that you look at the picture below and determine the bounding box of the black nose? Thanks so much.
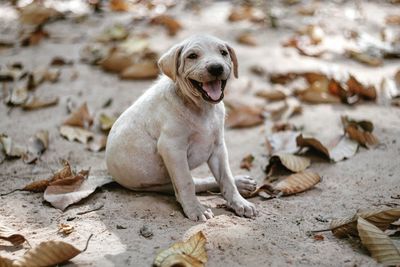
[207,64,224,76]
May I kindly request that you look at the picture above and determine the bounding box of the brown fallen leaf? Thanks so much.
[96,23,129,43]
[0,255,13,267]
[346,75,376,100]
[23,130,49,164]
[256,89,286,101]
[120,60,159,80]
[225,100,264,128]
[0,225,26,246]
[342,116,378,148]
[0,134,26,159]
[298,90,341,104]
[346,49,383,67]
[19,2,61,25]
[99,113,116,131]
[50,56,73,66]
[44,174,113,210]
[273,171,321,196]
[386,15,400,25]
[266,153,310,173]
[150,15,182,36]
[110,0,130,12]
[58,223,74,236]
[86,135,107,152]
[296,135,358,162]
[21,25,49,46]
[236,33,257,46]
[330,207,400,238]
[12,239,87,266]
[80,43,110,65]
[228,6,254,22]
[153,231,207,267]
[63,103,93,129]
[100,50,132,73]
[60,125,94,144]
[22,95,59,110]
[357,217,400,265]
[240,154,255,171]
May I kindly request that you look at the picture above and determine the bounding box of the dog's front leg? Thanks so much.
[158,135,214,221]
[208,142,257,218]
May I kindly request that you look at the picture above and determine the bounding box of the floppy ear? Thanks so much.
[158,44,183,81]
[226,44,238,78]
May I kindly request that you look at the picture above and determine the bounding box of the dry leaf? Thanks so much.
[357,217,400,265]
[44,174,113,210]
[23,130,49,164]
[60,125,94,144]
[150,15,182,36]
[266,153,310,173]
[347,75,376,100]
[386,15,400,25]
[298,90,341,104]
[22,179,50,193]
[120,61,159,80]
[22,95,59,110]
[110,0,130,12]
[96,24,129,43]
[58,224,74,235]
[21,26,49,46]
[346,49,383,67]
[86,135,107,152]
[0,225,26,246]
[296,135,358,162]
[0,134,26,158]
[330,208,400,238]
[63,103,93,128]
[7,85,29,106]
[225,100,264,128]
[256,89,286,101]
[50,57,73,66]
[0,256,13,267]
[342,116,378,148]
[236,33,257,46]
[80,43,110,65]
[99,113,116,131]
[19,2,61,25]
[13,240,82,266]
[273,171,321,196]
[154,231,207,267]
[240,154,255,171]
[100,50,132,73]
[265,131,300,155]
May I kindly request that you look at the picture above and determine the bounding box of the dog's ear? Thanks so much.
[158,44,183,81]
[226,44,238,78]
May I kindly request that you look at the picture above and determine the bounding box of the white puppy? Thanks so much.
[106,35,257,221]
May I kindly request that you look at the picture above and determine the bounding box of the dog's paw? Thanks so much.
[183,202,214,222]
[235,175,257,197]
[227,194,257,218]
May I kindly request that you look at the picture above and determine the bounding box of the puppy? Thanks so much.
[106,35,257,221]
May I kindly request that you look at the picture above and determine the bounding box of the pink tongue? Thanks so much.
[202,80,222,101]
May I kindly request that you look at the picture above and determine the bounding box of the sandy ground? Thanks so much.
[1,1,400,266]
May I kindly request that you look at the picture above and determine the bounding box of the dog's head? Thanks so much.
[158,35,238,105]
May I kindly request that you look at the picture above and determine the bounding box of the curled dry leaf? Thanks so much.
[154,231,207,267]
[19,2,61,25]
[150,15,182,36]
[99,113,116,131]
[44,174,113,210]
[347,75,376,100]
[12,240,82,266]
[330,207,400,238]
[298,90,341,104]
[23,130,49,164]
[266,153,310,173]
[357,217,400,265]
[60,126,94,144]
[342,116,378,148]
[240,154,255,171]
[120,60,159,80]
[0,134,26,158]
[22,95,59,110]
[100,50,132,73]
[0,225,26,246]
[58,223,74,235]
[236,33,257,46]
[110,0,130,12]
[273,171,321,196]
[63,102,93,129]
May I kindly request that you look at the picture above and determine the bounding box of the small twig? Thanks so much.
[309,228,332,233]
[76,204,104,215]
[81,234,93,252]
[0,189,22,196]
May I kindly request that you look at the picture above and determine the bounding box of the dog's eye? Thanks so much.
[187,53,198,59]
[220,50,228,56]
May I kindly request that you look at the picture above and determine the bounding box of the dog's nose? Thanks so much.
[207,64,224,76]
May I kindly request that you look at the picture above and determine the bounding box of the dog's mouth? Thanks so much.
[189,79,227,103]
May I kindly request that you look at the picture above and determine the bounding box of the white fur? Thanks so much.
[106,35,257,221]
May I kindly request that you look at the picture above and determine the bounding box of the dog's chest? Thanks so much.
[187,123,218,170]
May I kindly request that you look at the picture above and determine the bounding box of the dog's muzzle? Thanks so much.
[189,79,227,103]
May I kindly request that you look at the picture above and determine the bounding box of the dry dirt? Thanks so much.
[1,1,400,266]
